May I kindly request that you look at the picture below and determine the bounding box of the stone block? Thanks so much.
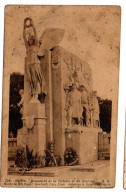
[65,127,102,164]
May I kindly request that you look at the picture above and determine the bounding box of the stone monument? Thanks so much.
[17,17,102,167]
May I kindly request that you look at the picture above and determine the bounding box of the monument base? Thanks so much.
[17,102,46,157]
[65,126,102,165]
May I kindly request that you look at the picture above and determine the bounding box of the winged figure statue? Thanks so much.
[23,17,65,100]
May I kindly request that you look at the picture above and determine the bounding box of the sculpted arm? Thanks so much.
[18,96,24,107]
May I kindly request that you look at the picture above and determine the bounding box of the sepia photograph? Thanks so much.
[1,5,121,188]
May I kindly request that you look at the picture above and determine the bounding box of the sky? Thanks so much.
[4,5,121,99]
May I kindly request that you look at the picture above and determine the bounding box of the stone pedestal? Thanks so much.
[17,102,46,157]
[65,126,102,164]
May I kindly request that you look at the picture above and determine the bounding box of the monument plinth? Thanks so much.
[17,102,46,157]
[65,127,102,164]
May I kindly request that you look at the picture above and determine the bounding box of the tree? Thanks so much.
[9,72,24,137]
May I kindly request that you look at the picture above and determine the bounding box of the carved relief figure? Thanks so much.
[65,83,82,127]
[80,86,90,127]
[63,63,91,94]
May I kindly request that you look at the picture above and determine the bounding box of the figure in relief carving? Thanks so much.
[65,83,82,127]
[64,64,91,93]
[23,17,65,100]
[80,86,90,127]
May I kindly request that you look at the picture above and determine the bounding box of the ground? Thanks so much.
[7,160,111,187]
[8,160,110,178]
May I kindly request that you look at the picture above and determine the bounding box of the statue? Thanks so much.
[23,18,47,100]
[90,91,100,128]
[80,85,90,127]
[65,83,82,127]
[17,89,24,116]
[23,17,65,101]
[64,87,70,127]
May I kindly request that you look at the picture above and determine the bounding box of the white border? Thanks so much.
[0,0,126,193]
